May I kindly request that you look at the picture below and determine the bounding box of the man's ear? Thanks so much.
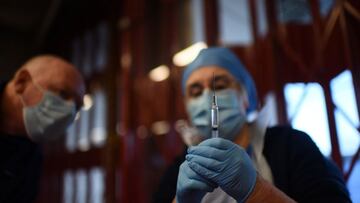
[13,69,32,94]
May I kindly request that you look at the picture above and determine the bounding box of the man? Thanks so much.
[0,55,85,202]
[153,47,350,202]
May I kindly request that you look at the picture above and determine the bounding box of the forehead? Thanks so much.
[35,65,85,98]
[185,66,236,87]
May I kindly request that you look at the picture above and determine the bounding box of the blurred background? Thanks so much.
[0,0,359,202]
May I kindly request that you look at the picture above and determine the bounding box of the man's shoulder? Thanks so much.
[265,125,306,137]
[264,125,315,146]
[263,125,323,161]
[264,125,295,146]
[263,127,350,202]
[0,133,40,156]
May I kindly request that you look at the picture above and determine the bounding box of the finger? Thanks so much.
[198,137,233,149]
[188,145,226,161]
[186,154,224,172]
[180,178,215,192]
[188,161,219,182]
[182,161,217,188]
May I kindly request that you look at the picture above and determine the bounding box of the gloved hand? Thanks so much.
[186,138,257,202]
[176,160,217,203]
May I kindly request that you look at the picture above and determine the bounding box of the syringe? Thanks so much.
[211,73,219,138]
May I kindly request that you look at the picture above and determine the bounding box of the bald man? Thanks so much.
[0,55,85,202]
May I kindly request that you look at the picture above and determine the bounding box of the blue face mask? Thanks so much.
[186,89,246,141]
[20,81,76,142]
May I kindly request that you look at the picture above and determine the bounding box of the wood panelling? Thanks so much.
[35,0,360,202]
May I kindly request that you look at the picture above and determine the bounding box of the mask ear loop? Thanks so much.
[16,85,32,139]
[32,79,73,106]
[31,79,49,105]
[18,94,27,107]
[36,80,77,111]
[32,79,45,92]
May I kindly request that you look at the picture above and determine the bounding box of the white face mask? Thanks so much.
[175,120,205,146]
[20,81,76,142]
[186,89,247,142]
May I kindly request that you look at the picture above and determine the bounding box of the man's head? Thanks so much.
[3,55,85,142]
[181,47,257,142]
[182,47,257,113]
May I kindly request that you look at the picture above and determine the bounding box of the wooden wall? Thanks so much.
[35,0,360,202]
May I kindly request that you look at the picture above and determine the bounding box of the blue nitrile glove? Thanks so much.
[186,138,257,202]
[176,160,217,203]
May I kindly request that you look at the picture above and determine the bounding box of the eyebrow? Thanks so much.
[212,74,232,84]
[187,74,232,89]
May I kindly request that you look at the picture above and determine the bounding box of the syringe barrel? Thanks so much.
[211,105,219,128]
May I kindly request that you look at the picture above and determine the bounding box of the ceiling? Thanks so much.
[0,0,61,80]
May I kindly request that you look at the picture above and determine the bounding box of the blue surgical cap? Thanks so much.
[182,47,258,114]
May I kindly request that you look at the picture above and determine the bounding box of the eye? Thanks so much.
[187,83,203,98]
[190,87,203,97]
[213,76,231,91]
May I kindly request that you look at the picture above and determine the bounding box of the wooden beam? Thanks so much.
[323,82,344,172]
[343,0,360,182]
[308,0,324,73]
[204,0,219,46]
[265,0,289,124]
[34,0,62,50]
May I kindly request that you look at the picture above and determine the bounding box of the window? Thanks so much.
[75,169,88,203]
[63,170,74,203]
[95,22,109,72]
[218,0,253,45]
[256,0,268,37]
[284,83,332,156]
[284,71,360,202]
[330,70,360,157]
[276,0,335,24]
[190,0,205,43]
[91,89,107,147]
[78,107,91,151]
[66,120,78,153]
[89,167,105,203]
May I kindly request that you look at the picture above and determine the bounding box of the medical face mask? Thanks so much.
[20,82,76,142]
[186,89,246,142]
[175,120,205,146]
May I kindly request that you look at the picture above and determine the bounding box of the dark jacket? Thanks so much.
[152,126,351,203]
[0,81,43,203]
